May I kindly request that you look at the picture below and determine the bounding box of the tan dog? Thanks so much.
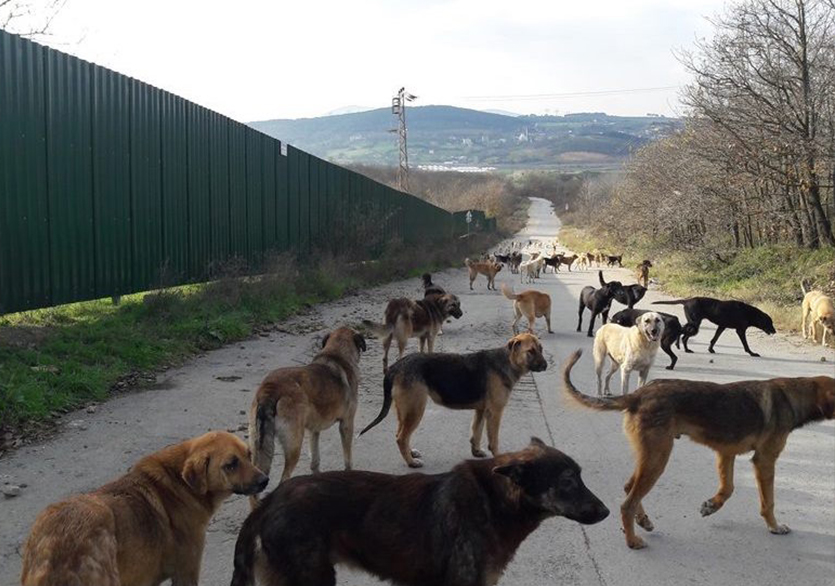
[593,312,664,395]
[501,283,553,335]
[636,260,652,287]
[248,327,366,501]
[363,294,463,371]
[465,257,502,290]
[801,281,834,346]
[359,333,548,467]
[563,349,835,550]
[21,432,267,586]
[519,257,544,283]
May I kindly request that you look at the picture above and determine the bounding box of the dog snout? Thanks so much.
[238,472,270,496]
[532,356,548,372]
[575,492,610,525]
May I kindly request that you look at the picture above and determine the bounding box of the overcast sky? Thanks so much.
[10,0,726,121]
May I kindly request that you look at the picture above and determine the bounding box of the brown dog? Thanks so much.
[562,349,835,550]
[465,257,502,290]
[359,333,547,467]
[636,260,652,287]
[230,439,609,586]
[363,294,463,371]
[501,283,553,334]
[801,280,835,346]
[21,432,267,586]
[248,327,366,504]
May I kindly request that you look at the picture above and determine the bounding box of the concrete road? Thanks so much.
[2,197,833,585]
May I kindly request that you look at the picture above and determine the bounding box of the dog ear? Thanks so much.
[530,436,547,448]
[353,332,367,352]
[507,338,521,353]
[321,333,331,348]
[182,452,210,495]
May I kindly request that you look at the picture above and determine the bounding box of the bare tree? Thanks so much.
[1,0,66,37]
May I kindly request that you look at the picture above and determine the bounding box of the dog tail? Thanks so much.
[361,319,392,337]
[800,279,810,295]
[248,393,277,481]
[561,349,633,412]
[230,504,262,586]
[464,257,474,268]
[500,283,518,300]
[358,369,394,436]
[422,273,433,288]
[651,299,689,305]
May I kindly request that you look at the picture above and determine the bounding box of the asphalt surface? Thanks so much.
[2,197,833,585]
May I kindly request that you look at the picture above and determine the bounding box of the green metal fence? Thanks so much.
[0,30,454,314]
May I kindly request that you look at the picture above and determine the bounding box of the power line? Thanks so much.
[463,85,680,102]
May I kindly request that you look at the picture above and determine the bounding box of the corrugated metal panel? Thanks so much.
[208,111,231,266]
[308,155,320,244]
[92,66,132,298]
[245,128,263,263]
[298,149,310,252]
[129,79,163,291]
[262,135,277,252]
[187,103,211,278]
[287,146,300,249]
[228,121,248,259]
[160,90,189,281]
[44,47,95,305]
[275,143,288,250]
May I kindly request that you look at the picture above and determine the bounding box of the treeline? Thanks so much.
[571,0,835,253]
[350,165,588,235]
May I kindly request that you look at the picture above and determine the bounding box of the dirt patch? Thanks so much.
[0,326,54,349]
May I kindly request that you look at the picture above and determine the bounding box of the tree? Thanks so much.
[1,0,66,38]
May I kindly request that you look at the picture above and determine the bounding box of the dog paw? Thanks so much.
[626,536,647,550]
[636,514,654,532]
[769,524,791,535]
[408,459,424,468]
[700,499,719,517]
[684,349,694,353]
[708,347,716,354]
[665,365,675,370]
[750,352,761,357]
[410,449,422,458]
[472,448,488,458]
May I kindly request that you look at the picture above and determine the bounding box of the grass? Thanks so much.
[0,235,499,434]
[559,226,835,340]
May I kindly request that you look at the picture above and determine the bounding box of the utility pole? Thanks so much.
[391,87,416,192]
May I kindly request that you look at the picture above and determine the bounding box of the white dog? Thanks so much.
[593,312,664,396]
[520,257,544,284]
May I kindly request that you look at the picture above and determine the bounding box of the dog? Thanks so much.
[577,253,593,270]
[422,272,446,298]
[593,312,664,395]
[653,296,775,356]
[501,283,553,335]
[519,257,544,283]
[465,257,502,290]
[611,308,696,370]
[359,333,547,467]
[619,283,647,309]
[363,293,463,371]
[558,253,579,271]
[543,253,564,273]
[636,260,652,287]
[801,280,835,346]
[229,438,609,586]
[562,349,835,550]
[21,432,267,586]
[606,254,623,267]
[248,327,366,503]
[577,271,625,337]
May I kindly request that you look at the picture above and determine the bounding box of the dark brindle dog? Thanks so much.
[653,296,776,356]
[543,253,564,273]
[577,271,625,337]
[359,333,547,467]
[230,438,609,586]
[363,294,462,371]
[606,254,623,267]
[610,308,696,370]
[562,349,835,550]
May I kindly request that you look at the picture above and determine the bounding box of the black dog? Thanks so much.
[610,308,696,370]
[543,253,564,273]
[230,438,608,586]
[617,284,647,309]
[606,254,623,267]
[422,273,446,298]
[577,271,625,337]
[653,297,776,356]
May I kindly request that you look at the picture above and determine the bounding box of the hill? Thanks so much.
[249,106,681,170]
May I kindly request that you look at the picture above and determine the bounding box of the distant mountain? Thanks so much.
[324,105,377,116]
[249,105,681,170]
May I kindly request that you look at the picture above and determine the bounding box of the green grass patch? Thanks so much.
[0,237,499,433]
[559,226,835,339]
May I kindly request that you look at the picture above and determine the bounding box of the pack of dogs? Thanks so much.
[19,238,834,586]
